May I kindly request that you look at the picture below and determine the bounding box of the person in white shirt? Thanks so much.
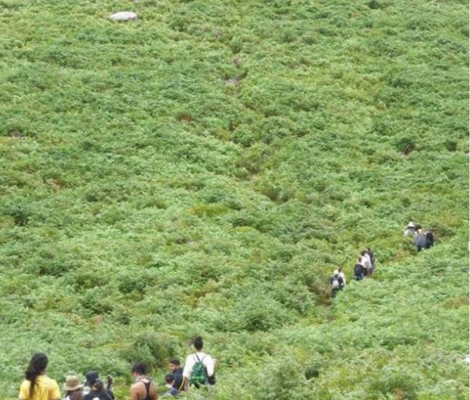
[360,250,372,277]
[404,221,417,237]
[182,336,216,390]
[331,267,346,298]
[335,267,346,287]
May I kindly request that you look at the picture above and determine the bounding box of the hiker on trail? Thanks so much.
[354,258,366,281]
[168,359,184,391]
[160,374,178,398]
[413,229,426,252]
[182,336,216,390]
[336,267,346,287]
[366,247,376,274]
[130,363,158,400]
[360,250,372,277]
[330,267,345,298]
[425,229,435,249]
[404,222,417,237]
[83,372,114,400]
[19,353,61,400]
[63,376,84,400]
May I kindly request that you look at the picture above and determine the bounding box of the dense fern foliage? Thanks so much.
[0,0,468,399]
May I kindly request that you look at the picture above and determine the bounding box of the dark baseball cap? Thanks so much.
[85,371,99,386]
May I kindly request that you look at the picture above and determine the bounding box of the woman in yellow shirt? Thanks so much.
[19,353,61,400]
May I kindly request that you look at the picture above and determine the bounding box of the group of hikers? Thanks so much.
[330,221,436,296]
[403,221,435,252]
[19,336,216,400]
[330,247,375,297]
[18,219,439,400]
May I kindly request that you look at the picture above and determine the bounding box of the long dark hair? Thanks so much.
[66,390,84,400]
[25,353,48,399]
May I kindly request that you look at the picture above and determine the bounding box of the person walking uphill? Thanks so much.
[183,336,216,390]
[330,268,345,298]
[404,222,417,237]
[130,363,158,400]
[366,247,376,275]
[19,353,61,400]
[360,250,372,277]
[413,229,426,252]
[425,229,435,249]
[354,258,366,281]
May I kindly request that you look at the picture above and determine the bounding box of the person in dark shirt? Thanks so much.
[83,379,114,400]
[83,372,114,400]
[414,230,426,252]
[169,359,184,391]
[425,230,435,249]
[366,247,376,274]
[354,258,365,281]
[163,374,179,397]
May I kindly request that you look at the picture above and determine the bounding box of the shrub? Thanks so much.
[395,136,416,155]
[444,139,458,152]
[230,293,295,332]
[189,203,230,217]
[80,288,114,315]
[121,332,181,369]
[2,202,30,226]
[366,367,419,400]
[252,356,311,400]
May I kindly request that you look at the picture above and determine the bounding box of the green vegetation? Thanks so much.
[0,0,468,399]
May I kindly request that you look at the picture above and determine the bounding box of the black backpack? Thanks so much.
[354,264,363,276]
[331,274,340,289]
[339,275,344,287]
[331,273,344,289]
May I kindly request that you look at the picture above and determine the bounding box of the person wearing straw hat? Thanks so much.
[64,376,84,400]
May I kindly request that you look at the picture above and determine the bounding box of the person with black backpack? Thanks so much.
[182,336,216,391]
[330,268,345,298]
[354,258,366,281]
[413,229,427,252]
[424,229,435,249]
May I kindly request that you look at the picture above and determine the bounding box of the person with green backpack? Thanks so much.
[182,336,216,391]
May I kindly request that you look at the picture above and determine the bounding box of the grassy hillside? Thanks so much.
[0,0,468,399]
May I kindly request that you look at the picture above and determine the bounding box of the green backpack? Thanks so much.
[189,354,207,386]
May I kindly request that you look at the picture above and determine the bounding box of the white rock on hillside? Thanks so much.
[110,12,138,22]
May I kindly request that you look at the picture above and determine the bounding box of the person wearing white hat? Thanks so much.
[64,376,84,400]
[404,221,417,237]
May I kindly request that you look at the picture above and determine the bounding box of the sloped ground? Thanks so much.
[0,0,468,399]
